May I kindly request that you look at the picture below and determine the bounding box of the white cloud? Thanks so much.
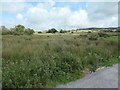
[1,1,118,31]
[87,2,118,20]
[25,2,90,30]
[67,10,89,28]
[112,16,117,21]
[86,2,118,27]
[16,13,23,19]
[0,2,26,14]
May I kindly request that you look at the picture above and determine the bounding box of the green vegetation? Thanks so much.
[2,31,119,88]
[59,29,67,33]
[98,32,110,37]
[46,28,58,33]
[104,58,119,67]
[1,25,35,35]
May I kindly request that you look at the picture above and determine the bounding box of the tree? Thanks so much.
[1,25,35,35]
[71,31,74,33]
[14,25,25,35]
[24,28,35,35]
[1,26,11,35]
[38,31,42,33]
[1,26,8,31]
[46,28,58,33]
[60,29,66,33]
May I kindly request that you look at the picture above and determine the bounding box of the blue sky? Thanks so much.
[54,2,87,10]
[0,1,118,31]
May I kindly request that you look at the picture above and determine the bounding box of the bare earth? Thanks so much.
[57,64,118,88]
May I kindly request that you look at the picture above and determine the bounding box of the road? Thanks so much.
[57,64,118,88]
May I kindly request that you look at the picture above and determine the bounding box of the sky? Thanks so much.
[0,0,118,31]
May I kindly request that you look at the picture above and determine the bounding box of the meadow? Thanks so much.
[2,31,119,88]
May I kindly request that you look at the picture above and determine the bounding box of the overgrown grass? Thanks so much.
[2,32,119,88]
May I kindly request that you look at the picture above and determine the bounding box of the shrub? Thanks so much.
[46,28,58,33]
[58,52,82,73]
[98,32,109,38]
[60,29,67,33]
[47,35,49,37]
[74,37,76,39]
[2,30,11,35]
[1,25,35,35]
[87,31,91,33]
[88,33,98,40]
[115,29,120,32]
[38,31,42,33]
[1,26,14,35]
[24,28,35,35]
[14,25,25,35]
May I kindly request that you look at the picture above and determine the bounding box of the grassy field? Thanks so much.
[2,32,119,88]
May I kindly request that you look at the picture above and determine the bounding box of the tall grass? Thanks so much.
[2,33,119,88]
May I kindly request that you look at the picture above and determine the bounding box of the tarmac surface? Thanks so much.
[57,64,118,88]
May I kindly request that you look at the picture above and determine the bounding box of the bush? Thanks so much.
[87,31,91,33]
[24,28,35,35]
[14,25,25,35]
[115,29,120,32]
[2,30,11,35]
[60,30,67,33]
[103,30,114,32]
[1,26,13,35]
[38,31,42,33]
[46,28,58,33]
[98,32,109,38]
[1,25,35,35]
[88,34,98,40]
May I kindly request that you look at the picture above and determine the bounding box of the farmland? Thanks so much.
[2,31,119,88]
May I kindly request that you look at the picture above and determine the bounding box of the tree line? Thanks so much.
[1,25,119,35]
[1,25,35,35]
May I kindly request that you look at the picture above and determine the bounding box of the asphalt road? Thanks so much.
[57,64,118,88]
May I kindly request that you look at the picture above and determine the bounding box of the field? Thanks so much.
[2,32,119,88]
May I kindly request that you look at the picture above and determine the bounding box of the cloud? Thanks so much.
[87,2,118,21]
[0,2,26,14]
[25,2,90,30]
[1,1,118,31]
[86,2,118,27]
[67,10,89,28]
[16,13,23,19]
